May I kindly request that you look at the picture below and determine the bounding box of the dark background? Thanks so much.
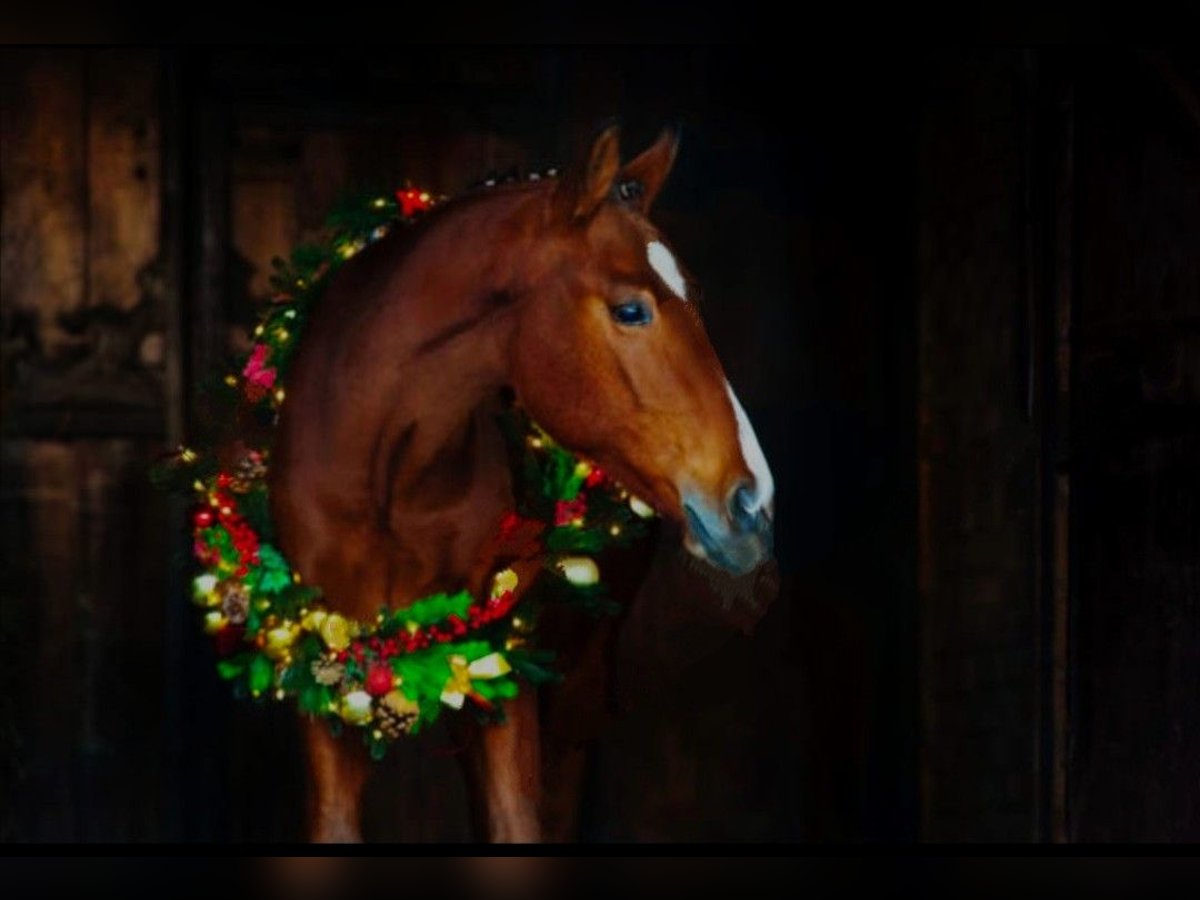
[1,45,1198,842]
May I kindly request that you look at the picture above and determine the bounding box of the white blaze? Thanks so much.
[725,381,774,515]
[646,240,687,301]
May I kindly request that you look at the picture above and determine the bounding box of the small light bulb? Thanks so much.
[274,388,286,403]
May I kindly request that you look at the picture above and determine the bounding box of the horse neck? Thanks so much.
[274,184,549,617]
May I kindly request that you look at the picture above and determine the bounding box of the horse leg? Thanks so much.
[459,689,543,842]
[301,715,370,843]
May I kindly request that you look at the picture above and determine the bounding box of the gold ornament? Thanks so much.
[319,613,351,650]
[556,556,599,586]
[302,607,331,633]
[492,568,518,596]
[300,608,328,632]
[573,460,592,479]
[338,690,374,725]
[203,611,228,635]
[263,622,299,660]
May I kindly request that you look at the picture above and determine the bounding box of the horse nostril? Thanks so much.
[729,482,759,532]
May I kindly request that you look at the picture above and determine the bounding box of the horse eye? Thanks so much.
[611,299,652,326]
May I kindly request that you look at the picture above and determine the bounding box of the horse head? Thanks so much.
[507,126,775,577]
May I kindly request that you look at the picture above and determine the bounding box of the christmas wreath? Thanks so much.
[155,185,655,759]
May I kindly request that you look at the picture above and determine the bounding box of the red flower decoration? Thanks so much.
[396,187,433,217]
[241,344,277,402]
[555,497,587,527]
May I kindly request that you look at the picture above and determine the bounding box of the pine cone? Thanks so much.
[230,450,268,493]
[377,690,419,739]
[310,659,345,686]
[220,582,250,624]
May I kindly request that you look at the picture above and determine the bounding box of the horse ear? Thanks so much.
[615,126,679,213]
[554,124,622,223]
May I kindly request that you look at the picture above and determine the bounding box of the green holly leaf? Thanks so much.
[216,653,250,681]
[395,589,473,627]
[298,683,333,717]
[247,654,274,695]
[544,526,605,553]
[472,677,519,702]
[253,544,292,594]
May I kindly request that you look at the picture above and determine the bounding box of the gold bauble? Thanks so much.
[203,611,228,635]
[492,568,518,596]
[300,608,328,633]
[319,613,351,651]
[263,623,300,660]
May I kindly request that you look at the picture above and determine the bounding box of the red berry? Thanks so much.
[193,508,215,529]
[365,663,394,697]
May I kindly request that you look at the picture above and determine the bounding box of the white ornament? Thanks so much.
[629,495,655,518]
[557,556,600,586]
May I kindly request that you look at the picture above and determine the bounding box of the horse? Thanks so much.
[269,124,776,843]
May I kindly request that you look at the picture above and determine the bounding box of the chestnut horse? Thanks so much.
[269,125,775,842]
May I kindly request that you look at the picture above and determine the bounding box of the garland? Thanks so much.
[156,185,654,759]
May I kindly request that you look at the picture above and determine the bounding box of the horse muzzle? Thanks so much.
[681,482,774,577]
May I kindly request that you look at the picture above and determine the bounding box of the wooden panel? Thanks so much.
[86,50,162,313]
[916,50,1042,840]
[0,50,87,361]
[1070,52,1200,841]
[1,49,169,841]
[1,438,169,840]
[1,49,164,437]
